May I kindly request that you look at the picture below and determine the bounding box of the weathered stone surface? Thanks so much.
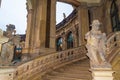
[85,20,111,68]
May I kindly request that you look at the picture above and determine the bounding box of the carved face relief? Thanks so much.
[91,20,101,31]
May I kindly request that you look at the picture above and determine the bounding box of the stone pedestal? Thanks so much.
[90,68,114,80]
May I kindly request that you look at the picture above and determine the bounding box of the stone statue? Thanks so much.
[0,40,14,66]
[0,26,21,66]
[4,24,16,39]
[63,13,66,19]
[85,20,110,68]
[0,29,9,52]
[0,29,14,66]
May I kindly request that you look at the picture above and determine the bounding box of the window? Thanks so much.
[67,32,73,49]
[110,0,120,31]
[56,37,63,51]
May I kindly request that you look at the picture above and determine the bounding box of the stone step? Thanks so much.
[45,75,90,80]
[62,65,89,69]
[49,73,91,79]
[51,70,91,75]
[70,63,90,66]
[67,60,90,67]
[41,58,92,80]
[54,67,89,73]
[48,71,92,78]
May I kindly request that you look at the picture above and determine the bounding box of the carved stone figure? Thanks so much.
[4,24,16,39]
[0,27,22,66]
[0,29,14,66]
[0,29,9,52]
[85,20,109,68]
[0,41,14,66]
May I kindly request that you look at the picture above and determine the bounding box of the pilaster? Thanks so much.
[35,0,47,48]
[78,5,89,46]
[24,9,33,53]
[62,36,66,50]
[49,0,56,50]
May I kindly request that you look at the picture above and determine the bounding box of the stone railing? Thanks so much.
[106,32,120,62]
[0,45,87,80]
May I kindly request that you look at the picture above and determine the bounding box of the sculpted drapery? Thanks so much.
[85,20,110,68]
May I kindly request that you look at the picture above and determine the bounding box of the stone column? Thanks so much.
[24,0,33,54]
[73,29,77,47]
[62,35,66,50]
[91,68,114,80]
[104,1,113,34]
[24,9,33,53]
[49,0,56,50]
[35,0,47,48]
[78,5,89,46]
[25,0,48,54]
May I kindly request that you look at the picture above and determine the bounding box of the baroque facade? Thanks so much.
[0,0,120,80]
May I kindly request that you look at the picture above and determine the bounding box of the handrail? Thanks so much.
[1,32,120,80]
[2,45,87,80]
[106,31,120,62]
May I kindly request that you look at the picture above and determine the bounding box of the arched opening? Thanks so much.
[67,32,73,49]
[110,0,120,32]
[56,2,74,24]
[56,37,63,51]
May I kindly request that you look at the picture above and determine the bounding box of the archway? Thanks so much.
[67,31,73,49]
[110,0,120,31]
[56,2,74,24]
[56,37,63,51]
[25,0,91,53]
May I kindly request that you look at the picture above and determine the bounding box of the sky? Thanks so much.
[0,0,73,34]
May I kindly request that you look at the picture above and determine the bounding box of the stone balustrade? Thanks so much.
[106,31,120,62]
[0,45,86,80]
[1,32,120,80]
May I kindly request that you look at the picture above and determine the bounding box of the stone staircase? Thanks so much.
[41,58,92,80]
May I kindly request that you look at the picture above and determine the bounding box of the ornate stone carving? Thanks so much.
[85,20,111,68]
[0,40,14,66]
[0,29,13,66]
[0,25,22,66]
[0,29,9,52]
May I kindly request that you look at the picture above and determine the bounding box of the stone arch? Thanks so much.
[56,37,63,51]
[57,0,80,7]
[66,31,74,49]
[57,0,103,7]
[110,0,120,32]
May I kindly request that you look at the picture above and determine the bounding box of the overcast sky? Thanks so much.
[0,0,73,34]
